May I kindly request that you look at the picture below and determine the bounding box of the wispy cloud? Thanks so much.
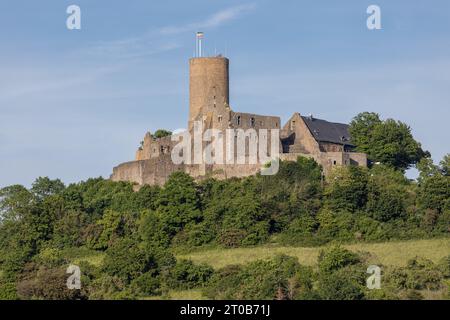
[80,3,256,60]
[159,3,256,35]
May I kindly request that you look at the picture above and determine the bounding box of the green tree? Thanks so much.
[416,157,440,184]
[259,157,323,233]
[201,177,268,247]
[350,113,427,171]
[152,129,172,139]
[318,246,360,274]
[155,172,202,239]
[366,165,409,222]
[204,255,300,300]
[317,266,365,300]
[440,154,450,176]
[166,259,214,290]
[0,185,33,222]
[325,166,368,212]
[102,238,156,283]
[418,174,450,213]
[348,112,382,154]
[31,177,65,200]
[95,210,138,249]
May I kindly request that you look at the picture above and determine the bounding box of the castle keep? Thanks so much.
[111,46,367,186]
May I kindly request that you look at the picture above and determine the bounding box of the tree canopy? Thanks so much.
[349,112,427,171]
[152,129,172,139]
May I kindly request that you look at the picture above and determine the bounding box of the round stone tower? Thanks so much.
[189,57,229,125]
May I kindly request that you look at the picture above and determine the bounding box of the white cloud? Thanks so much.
[159,3,256,35]
[76,3,255,61]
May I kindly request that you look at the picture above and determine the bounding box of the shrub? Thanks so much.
[318,246,360,274]
[217,229,247,248]
[204,255,300,300]
[51,210,90,248]
[352,214,387,241]
[130,272,161,296]
[385,257,443,291]
[438,255,450,278]
[324,166,368,212]
[278,216,321,246]
[288,266,318,300]
[317,266,366,300]
[0,281,18,300]
[366,186,405,222]
[317,209,355,241]
[102,238,155,284]
[152,129,172,139]
[34,247,66,268]
[167,259,214,290]
[16,265,84,300]
[88,275,135,300]
[418,174,450,213]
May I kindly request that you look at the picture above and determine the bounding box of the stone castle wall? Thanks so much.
[111,55,368,187]
[111,154,264,187]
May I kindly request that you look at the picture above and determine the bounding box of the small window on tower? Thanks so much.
[291,120,296,130]
[237,116,241,125]
[218,115,222,123]
[250,117,255,127]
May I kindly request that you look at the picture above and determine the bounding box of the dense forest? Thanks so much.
[0,112,449,300]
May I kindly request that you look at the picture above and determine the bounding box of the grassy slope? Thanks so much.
[59,238,449,300]
[177,238,450,269]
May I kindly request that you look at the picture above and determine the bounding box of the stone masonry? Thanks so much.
[111,55,367,186]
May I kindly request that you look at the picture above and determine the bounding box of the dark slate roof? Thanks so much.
[301,116,353,146]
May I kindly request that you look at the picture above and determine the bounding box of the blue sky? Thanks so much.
[0,0,449,187]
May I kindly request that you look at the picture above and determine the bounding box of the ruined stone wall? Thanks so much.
[112,153,186,186]
[111,154,264,187]
[135,133,176,161]
[349,152,368,167]
[113,150,367,187]
[111,160,144,185]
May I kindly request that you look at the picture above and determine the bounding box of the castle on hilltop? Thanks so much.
[111,35,367,186]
